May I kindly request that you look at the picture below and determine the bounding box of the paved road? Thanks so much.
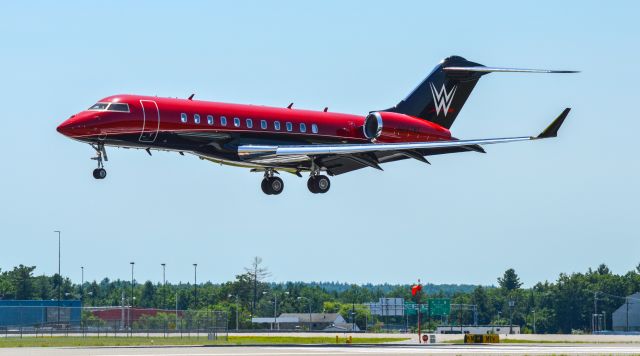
[3,344,640,356]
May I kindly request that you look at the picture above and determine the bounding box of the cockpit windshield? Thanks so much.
[108,103,130,112]
[88,103,109,110]
[88,102,130,112]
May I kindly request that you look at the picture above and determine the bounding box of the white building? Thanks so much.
[252,313,359,331]
[612,292,640,332]
[436,325,520,334]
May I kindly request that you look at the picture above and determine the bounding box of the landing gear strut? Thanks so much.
[261,169,284,195]
[90,143,108,179]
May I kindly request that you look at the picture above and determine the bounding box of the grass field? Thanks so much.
[0,335,410,348]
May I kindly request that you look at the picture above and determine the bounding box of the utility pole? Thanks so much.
[593,292,598,333]
[54,231,61,326]
[626,297,630,332]
[352,300,356,332]
[274,294,277,330]
[161,263,166,310]
[230,294,240,331]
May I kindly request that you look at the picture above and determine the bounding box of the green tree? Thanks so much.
[498,268,522,292]
[10,265,36,299]
[140,281,156,307]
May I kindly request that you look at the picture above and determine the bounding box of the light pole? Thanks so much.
[229,294,240,331]
[532,309,536,334]
[508,299,515,334]
[81,266,84,303]
[193,264,198,309]
[130,262,135,308]
[161,263,166,310]
[54,230,61,325]
[263,291,288,330]
[297,297,312,331]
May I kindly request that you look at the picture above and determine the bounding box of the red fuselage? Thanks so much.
[57,94,452,170]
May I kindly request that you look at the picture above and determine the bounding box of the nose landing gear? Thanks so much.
[261,169,284,195]
[90,143,108,180]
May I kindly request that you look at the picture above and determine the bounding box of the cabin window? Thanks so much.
[286,122,293,132]
[274,121,281,130]
[194,114,201,124]
[88,103,109,111]
[260,120,267,129]
[233,117,241,127]
[246,118,253,128]
[220,116,227,126]
[300,123,307,133]
[207,115,214,125]
[311,123,318,133]
[180,113,188,123]
[107,103,130,112]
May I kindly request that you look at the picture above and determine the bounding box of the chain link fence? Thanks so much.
[0,306,228,339]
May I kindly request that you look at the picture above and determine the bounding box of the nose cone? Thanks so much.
[57,113,99,138]
[57,118,74,137]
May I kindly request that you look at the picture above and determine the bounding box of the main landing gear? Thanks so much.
[90,143,108,180]
[258,166,331,195]
[261,170,284,195]
[307,175,330,194]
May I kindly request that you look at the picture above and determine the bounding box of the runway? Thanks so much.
[3,344,640,356]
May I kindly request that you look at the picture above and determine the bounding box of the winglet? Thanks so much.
[537,108,571,139]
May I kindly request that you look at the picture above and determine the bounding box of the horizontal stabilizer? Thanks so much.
[537,108,571,139]
[444,66,579,74]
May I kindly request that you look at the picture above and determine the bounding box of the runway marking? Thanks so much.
[86,345,640,356]
[10,345,640,356]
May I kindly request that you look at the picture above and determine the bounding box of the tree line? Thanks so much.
[1,258,639,333]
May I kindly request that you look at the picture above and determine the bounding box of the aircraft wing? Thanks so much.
[237,108,570,174]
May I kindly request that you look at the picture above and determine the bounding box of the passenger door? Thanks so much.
[139,100,160,142]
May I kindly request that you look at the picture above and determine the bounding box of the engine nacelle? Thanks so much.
[363,112,383,140]
[362,111,451,143]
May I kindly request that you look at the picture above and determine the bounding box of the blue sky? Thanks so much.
[0,0,638,288]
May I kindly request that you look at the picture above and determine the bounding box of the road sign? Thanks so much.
[404,302,427,315]
[428,298,450,317]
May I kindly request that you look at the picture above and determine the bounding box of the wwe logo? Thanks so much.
[429,82,457,117]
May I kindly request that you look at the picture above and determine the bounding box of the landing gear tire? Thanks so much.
[92,168,107,179]
[307,177,319,194]
[261,178,271,195]
[262,177,284,195]
[307,175,330,194]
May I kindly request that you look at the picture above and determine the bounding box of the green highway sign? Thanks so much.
[404,302,427,315]
[428,298,451,317]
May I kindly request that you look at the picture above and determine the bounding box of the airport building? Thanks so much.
[436,324,521,334]
[0,300,82,328]
[612,292,640,332]
[252,313,359,331]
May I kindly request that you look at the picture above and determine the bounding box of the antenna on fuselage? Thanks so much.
[188,93,195,100]
[323,107,328,112]
[287,102,293,109]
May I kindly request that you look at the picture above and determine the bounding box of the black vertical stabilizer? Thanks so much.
[382,56,487,129]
